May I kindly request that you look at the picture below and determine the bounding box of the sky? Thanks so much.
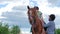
[0,0,60,32]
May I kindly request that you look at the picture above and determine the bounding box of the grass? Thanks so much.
[55,29,60,34]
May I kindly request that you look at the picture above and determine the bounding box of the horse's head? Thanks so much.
[27,6,37,17]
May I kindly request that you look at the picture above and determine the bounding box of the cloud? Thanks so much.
[12,6,27,11]
[0,0,30,28]
[29,0,38,6]
[32,0,60,15]
[0,0,20,1]
[48,0,60,7]
[0,0,29,16]
[0,4,30,28]
[12,5,28,18]
[48,0,57,3]
[0,3,8,8]
[0,0,29,4]
[1,11,30,28]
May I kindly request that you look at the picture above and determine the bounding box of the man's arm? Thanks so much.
[43,22,50,28]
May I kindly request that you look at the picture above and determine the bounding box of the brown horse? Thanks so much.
[27,6,46,34]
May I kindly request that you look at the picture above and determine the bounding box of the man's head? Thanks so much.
[34,6,39,10]
[49,14,55,21]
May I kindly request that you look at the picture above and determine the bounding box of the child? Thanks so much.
[34,6,42,19]
[34,6,45,24]
[44,14,55,34]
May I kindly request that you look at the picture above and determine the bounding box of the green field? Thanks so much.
[55,29,60,34]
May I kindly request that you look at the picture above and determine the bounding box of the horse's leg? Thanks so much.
[32,26,36,34]
[35,31,41,34]
[41,29,46,34]
[32,28,36,34]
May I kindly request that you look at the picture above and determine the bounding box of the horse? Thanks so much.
[27,6,46,34]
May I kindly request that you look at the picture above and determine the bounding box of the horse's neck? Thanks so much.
[34,11,38,18]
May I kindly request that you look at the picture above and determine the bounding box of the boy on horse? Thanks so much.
[34,6,42,19]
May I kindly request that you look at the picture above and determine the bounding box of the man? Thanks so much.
[44,14,55,34]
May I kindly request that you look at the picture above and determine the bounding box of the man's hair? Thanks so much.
[34,6,39,10]
[49,14,55,21]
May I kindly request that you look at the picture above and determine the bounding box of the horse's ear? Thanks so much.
[27,6,30,9]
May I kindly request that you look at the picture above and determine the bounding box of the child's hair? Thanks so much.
[49,14,55,21]
[34,6,39,10]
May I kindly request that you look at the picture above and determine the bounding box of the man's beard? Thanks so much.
[49,19,51,21]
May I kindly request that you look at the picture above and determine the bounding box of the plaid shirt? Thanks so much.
[44,21,55,34]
